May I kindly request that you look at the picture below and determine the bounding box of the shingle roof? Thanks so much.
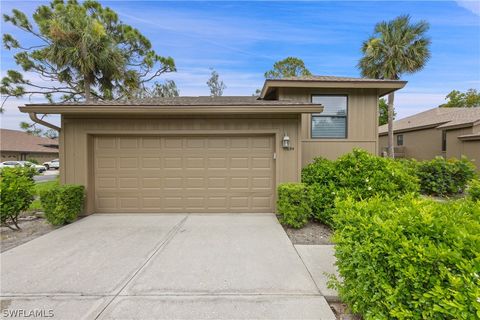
[269,75,405,83]
[0,129,59,153]
[379,107,480,134]
[26,96,313,106]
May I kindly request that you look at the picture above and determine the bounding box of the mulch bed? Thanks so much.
[329,302,362,320]
[283,220,333,245]
[1,214,57,253]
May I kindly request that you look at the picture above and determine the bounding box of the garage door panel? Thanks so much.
[94,135,275,213]
[142,157,162,168]
[119,137,139,149]
[119,157,138,169]
[142,137,161,149]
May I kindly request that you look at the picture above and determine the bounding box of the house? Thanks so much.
[0,128,59,163]
[19,76,405,214]
[378,107,480,167]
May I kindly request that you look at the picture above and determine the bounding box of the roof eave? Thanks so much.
[19,104,324,115]
[436,122,474,130]
[260,79,407,98]
[0,149,59,153]
[379,122,447,135]
[458,134,480,141]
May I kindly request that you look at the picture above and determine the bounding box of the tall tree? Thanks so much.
[440,89,480,108]
[378,98,395,126]
[19,121,43,136]
[206,69,226,97]
[359,15,430,158]
[136,80,179,98]
[1,0,176,110]
[264,57,312,79]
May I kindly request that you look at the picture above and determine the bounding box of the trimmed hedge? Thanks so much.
[415,156,476,196]
[40,184,85,225]
[332,196,480,319]
[277,183,311,228]
[0,167,35,229]
[302,149,419,226]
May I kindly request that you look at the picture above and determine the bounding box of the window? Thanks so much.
[311,95,347,138]
[442,130,447,152]
[396,134,403,146]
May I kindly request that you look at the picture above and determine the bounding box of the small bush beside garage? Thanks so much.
[0,167,35,230]
[277,183,312,229]
[332,196,480,319]
[40,185,85,226]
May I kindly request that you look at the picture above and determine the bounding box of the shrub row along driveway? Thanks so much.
[1,213,335,319]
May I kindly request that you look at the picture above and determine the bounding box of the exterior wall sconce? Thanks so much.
[282,133,293,150]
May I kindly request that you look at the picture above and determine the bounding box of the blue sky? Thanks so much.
[1,0,479,130]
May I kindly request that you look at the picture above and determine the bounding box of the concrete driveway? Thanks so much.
[1,214,335,319]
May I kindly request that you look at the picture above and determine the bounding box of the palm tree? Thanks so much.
[359,15,431,158]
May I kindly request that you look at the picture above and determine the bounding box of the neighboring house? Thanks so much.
[0,128,59,163]
[19,76,405,214]
[378,107,480,167]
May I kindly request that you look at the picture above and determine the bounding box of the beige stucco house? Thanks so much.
[0,129,58,163]
[379,107,480,168]
[19,76,405,214]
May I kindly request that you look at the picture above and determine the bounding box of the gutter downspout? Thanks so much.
[28,112,61,132]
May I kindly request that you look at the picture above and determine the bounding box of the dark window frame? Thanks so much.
[310,94,349,139]
[396,134,404,146]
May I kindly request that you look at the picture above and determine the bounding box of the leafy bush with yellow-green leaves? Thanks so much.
[40,184,85,226]
[301,149,419,227]
[331,196,480,319]
[467,179,480,201]
[277,183,312,228]
[0,167,35,230]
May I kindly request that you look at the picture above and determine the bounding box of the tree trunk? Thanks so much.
[387,92,395,158]
[84,74,92,103]
[81,41,92,103]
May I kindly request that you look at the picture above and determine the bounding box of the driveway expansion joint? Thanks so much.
[93,214,189,320]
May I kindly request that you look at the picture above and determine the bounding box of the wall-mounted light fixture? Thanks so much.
[282,133,293,150]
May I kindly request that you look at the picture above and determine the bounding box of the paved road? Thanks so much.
[34,170,59,183]
[0,213,335,319]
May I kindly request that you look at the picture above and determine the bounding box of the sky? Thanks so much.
[1,0,479,130]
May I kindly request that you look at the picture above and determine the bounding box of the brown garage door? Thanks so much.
[93,135,275,213]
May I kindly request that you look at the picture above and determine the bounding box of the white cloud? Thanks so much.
[455,0,480,16]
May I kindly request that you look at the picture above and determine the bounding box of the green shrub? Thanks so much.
[334,149,419,198]
[26,158,39,164]
[467,179,480,201]
[332,196,480,319]
[0,167,35,230]
[416,156,476,196]
[301,157,338,185]
[277,183,311,228]
[302,149,419,226]
[40,184,85,225]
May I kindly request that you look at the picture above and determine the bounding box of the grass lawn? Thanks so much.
[29,179,59,211]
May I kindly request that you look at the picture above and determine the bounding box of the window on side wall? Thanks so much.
[396,134,404,146]
[311,95,347,139]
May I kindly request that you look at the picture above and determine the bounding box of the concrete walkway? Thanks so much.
[1,214,336,319]
[295,245,340,302]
